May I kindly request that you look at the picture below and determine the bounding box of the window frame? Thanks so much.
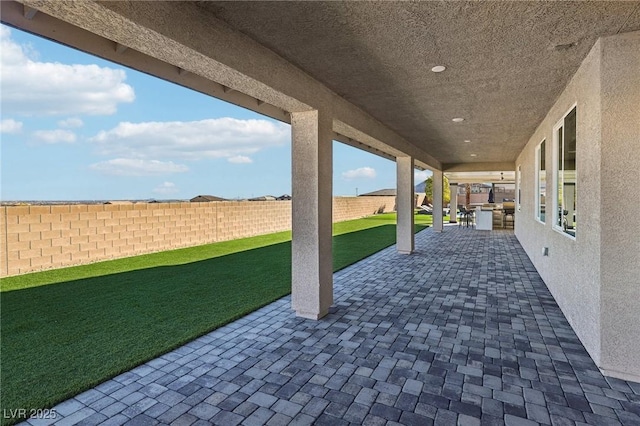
[535,140,546,224]
[516,164,522,212]
[552,103,577,239]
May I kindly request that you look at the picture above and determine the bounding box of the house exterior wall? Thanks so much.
[599,31,640,381]
[515,31,640,381]
[515,39,603,368]
[0,195,396,277]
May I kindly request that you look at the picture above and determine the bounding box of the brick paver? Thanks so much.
[25,227,640,425]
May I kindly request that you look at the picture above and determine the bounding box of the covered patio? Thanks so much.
[3,1,639,383]
[38,227,640,426]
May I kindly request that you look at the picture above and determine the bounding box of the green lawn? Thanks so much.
[0,212,435,418]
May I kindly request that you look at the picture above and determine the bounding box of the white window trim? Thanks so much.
[516,164,522,212]
[535,140,545,224]
[552,103,577,240]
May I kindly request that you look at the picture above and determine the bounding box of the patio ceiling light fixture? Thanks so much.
[452,117,464,122]
[470,153,477,157]
[464,139,471,143]
[431,65,446,72]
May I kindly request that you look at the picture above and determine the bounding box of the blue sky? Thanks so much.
[0,25,430,201]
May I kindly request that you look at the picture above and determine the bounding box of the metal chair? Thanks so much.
[458,207,475,228]
[502,203,516,229]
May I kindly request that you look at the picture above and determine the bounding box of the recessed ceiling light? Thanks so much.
[464,140,471,143]
[431,65,446,73]
[452,117,464,122]
[470,154,477,157]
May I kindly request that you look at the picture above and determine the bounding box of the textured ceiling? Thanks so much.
[198,1,640,165]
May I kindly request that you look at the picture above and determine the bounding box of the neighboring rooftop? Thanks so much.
[190,195,228,202]
[359,189,397,197]
[248,195,277,201]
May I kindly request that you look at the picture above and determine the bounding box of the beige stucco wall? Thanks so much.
[515,39,603,366]
[515,31,640,381]
[0,195,396,277]
[599,31,640,381]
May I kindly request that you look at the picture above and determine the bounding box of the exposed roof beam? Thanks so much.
[445,175,516,184]
[333,133,396,163]
[333,119,440,168]
[443,162,516,173]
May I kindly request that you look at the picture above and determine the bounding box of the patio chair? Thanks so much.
[417,205,433,215]
[458,207,475,228]
[502,202,515,229]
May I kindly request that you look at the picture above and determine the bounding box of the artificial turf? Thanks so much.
[0,212,435,419]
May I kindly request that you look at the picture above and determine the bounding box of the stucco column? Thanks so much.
[449,182,458,223]
[290,110,333,320]
[432,170,444,232]
[396,156,414,254]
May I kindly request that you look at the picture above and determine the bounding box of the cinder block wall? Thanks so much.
[332,196,395,222]
[216,201,293,242]
[0,195,396,277]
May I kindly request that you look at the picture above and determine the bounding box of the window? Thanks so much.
[517,165,522,211]
[536,141,546,222]
[554,106,577,237]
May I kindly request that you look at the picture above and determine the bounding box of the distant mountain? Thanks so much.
[415,180,426,193]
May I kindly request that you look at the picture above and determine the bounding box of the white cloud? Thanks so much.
[228,155,253,164]
[89,159,189,176]
[58,117,84,128]
[90,118,289,161]
[32,129,76,144]
[342,167,377,180]
[0,25,135,116]
[0,118,23,134]
[153,181,179,195]
[414,169,432,183]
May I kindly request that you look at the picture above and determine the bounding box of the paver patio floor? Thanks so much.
[27,227,640,426]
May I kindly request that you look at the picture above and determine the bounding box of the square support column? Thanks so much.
[432,170,444,232]
[396,156,414,254]
[290,110,333,320]
[449,182,458,223]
